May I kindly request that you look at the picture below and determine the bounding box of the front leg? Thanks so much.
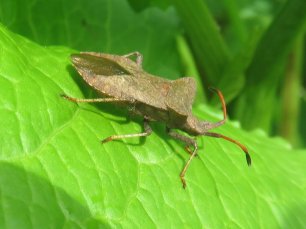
[167,128,198,189]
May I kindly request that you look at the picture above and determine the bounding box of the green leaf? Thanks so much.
[1,24,306,228]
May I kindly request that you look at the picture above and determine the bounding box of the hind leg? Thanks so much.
[167,128,198,189]
[102,118,152,143]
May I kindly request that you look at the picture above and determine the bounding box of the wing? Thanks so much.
[71,53,138,101]
[71,53,131,77]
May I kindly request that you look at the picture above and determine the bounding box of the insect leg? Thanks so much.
[167,128,198,189]
[101,118,152,143]
[123,52,143,67]
[61,94,128,103]
[203,132,251,166]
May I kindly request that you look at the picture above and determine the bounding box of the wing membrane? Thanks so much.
[71,53,130,76]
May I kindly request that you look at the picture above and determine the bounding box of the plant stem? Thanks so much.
[279,35,304,146]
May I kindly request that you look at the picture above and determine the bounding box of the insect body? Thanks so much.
[62,52,251,189]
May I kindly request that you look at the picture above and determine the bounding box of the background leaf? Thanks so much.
[0,0,181,79]
[0,0,306,228]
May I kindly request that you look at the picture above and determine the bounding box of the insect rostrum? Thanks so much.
[62,51,251,189]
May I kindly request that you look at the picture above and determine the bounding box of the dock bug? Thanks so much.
[62,52,251,189]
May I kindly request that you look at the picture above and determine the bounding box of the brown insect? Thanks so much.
[62,52,251,189]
